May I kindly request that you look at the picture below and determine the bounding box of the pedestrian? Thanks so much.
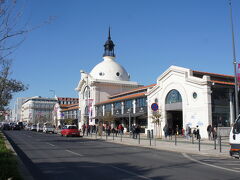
[82,123,86,136]
[196,125,200,140]
[212,126,217,140]
[163,124,168,139]
[207,124,212,140]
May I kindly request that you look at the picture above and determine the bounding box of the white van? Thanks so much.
[43,123,55,133]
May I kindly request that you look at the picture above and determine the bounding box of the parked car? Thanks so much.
[31,125,37,131]
[37,123,43,132]
[43,123,55,133]
[2,123,11,130]
[12,124,21,130]
[61,125,80,137]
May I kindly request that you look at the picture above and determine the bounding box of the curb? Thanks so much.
[83,136,231,158]
[1,131,34,180]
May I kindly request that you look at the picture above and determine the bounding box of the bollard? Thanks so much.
[214,138,216,150]
[95,131,97,139]
[175,134,177,146]
[121,132,122,142]
[198,137,200,151]
[150,136,151,146]
[138,133,140,144]
[113,132,114,141]
[106,131,107,141]
[192,134,194,144]
[219,136,222,153]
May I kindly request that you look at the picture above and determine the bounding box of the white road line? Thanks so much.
[46,143,55,146]
[182,153,240,173]
[109,165,152,180]
[65,150,83,157]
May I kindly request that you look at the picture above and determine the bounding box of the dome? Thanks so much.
[90,56,130,81]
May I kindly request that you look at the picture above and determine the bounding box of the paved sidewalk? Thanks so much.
[83,133,231,158]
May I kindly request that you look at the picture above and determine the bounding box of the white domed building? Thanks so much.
[75,30,141,127]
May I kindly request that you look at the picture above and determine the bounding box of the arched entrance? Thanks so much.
[165,89,183,135]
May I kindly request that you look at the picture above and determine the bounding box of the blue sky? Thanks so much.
[10,0,240,108]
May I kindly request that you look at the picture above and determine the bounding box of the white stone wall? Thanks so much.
[147,66,212,138]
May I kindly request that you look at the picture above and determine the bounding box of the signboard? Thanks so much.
[151,103,159,111]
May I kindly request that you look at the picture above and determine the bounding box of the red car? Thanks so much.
[61,125,80,137]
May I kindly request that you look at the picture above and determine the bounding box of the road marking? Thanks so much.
[109,165,152,180]
[182,153,240,173]
[46,143,55,146]
[65,150,83,157]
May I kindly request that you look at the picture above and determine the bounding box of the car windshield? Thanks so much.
[233,116,240,134]
[68,126,77,129]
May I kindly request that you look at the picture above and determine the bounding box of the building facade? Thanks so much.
[52,97,79,127]
[21,96,57,124]
[76,30,141,128]
[75,31,237,138]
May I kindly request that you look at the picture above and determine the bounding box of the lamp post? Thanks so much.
[128,108,131,136]
[49,89,55,98]
[229,0,239,118]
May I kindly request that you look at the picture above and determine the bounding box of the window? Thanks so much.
[83,86,90,99]
[166,89,182,104]
[136,97,147,107]
[114,102,121,110]
[105,104,112,112]
[124,100,133,109]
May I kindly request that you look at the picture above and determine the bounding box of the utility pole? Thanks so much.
[229,0,239,118]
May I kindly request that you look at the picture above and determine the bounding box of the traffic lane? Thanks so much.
[4,131,154,180]
[5,130,240,180]
[33,132,240,179]
[184,153,240,172]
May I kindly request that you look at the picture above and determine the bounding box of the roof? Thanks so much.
[192,70,234,79]
[60,103,79,112]
[57,97,79,101]
[60,103,79,109]
[109,84,156,99]
[95,92,146,105]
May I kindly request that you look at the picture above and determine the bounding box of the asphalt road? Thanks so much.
[4,130,240,180]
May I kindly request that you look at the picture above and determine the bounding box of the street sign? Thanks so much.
[151,103,158,111]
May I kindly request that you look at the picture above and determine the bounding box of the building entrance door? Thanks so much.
[166,111,183,135]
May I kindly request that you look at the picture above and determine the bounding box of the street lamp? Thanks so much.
[128,108,131,136]
[49,89,55,98]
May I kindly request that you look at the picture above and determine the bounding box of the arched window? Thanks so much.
[85,106,89,115]
[166,89,182,104]
[83,86,90,99]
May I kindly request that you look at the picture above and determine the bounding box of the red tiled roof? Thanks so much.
[59,103,79,109]
[109,84,156,98]
[96,92,146,105]
[61,106,79,112]
[210,80,235,86]
[193,70,234,79]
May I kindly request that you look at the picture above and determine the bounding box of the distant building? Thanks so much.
[21,96,57,124]
[12,97,28,122]
[52,97,79,127]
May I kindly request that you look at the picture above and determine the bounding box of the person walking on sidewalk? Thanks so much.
[196,125,200,140]
[207,124,212,140]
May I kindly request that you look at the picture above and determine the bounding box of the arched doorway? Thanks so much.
[165,89,183,135]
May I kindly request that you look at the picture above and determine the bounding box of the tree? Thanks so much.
[151,109,163,138]
[0,59,27,111]
[0,0,54,114]
[0,0,28,113]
